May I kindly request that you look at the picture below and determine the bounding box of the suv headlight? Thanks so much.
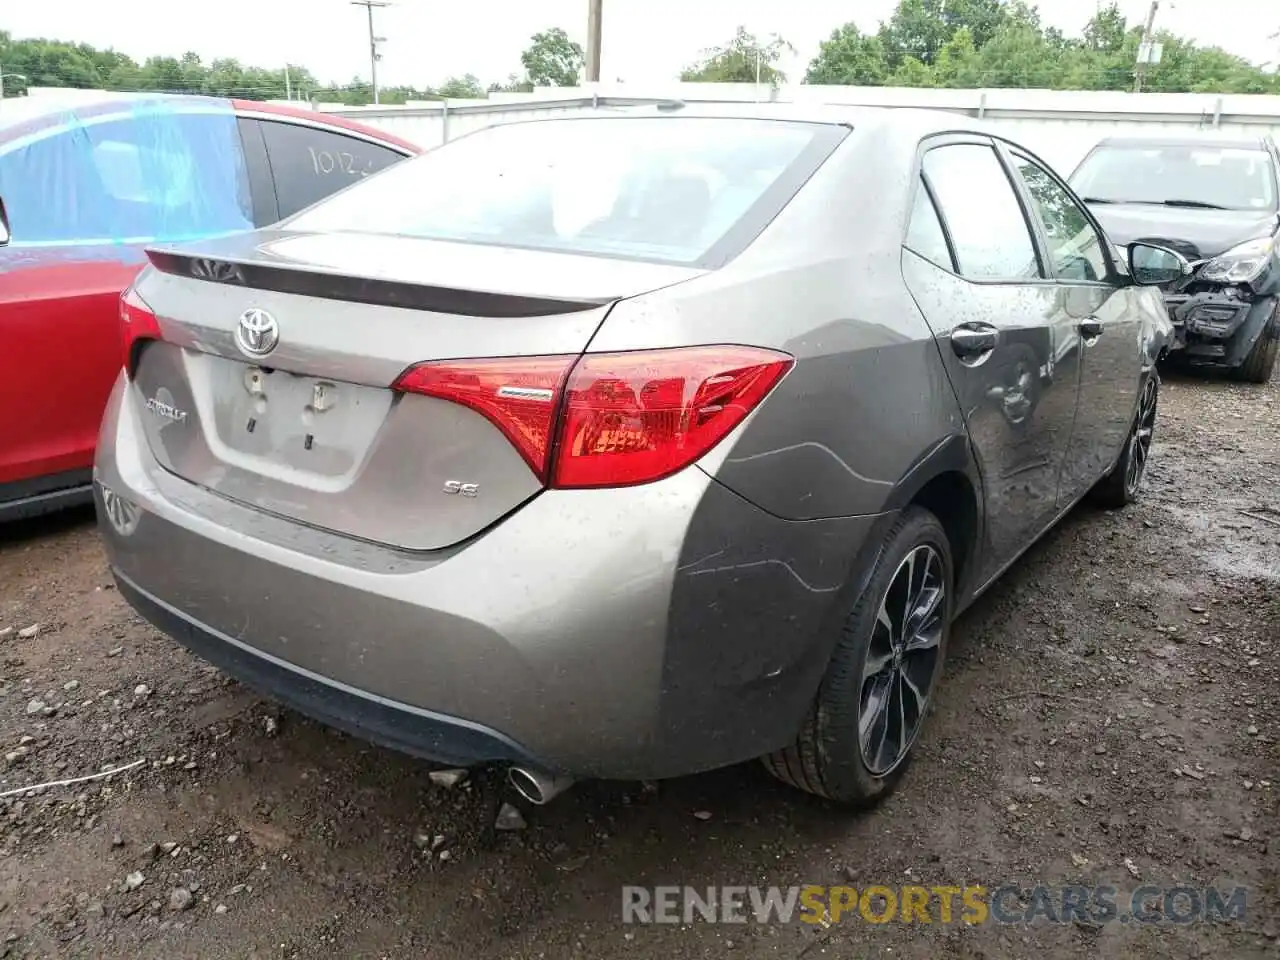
[1199,235,1276,284]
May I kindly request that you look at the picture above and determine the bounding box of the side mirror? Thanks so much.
[1127,241,1192,285]
[0,197,9,247]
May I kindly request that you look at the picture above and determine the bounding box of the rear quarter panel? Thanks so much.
[589,121,969,522]
[586,121,978,767]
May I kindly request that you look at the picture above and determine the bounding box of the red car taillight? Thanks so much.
[120,286,162,375]
[393,345,794,489]
[553,346,794,488]
[393,355,577,482]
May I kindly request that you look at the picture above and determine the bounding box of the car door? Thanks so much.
[1003,145,1140,506]
[0,105,257,499]
[253,117,410,220]
[901,137,1084,584]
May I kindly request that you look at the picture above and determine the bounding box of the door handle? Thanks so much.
[951,323,999,360]
[1079,316,1105,339]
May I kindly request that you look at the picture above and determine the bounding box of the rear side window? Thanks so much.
[905,180,954,270]
[259,120,407,219]
[923,144,1041,281]
[0,109,253,245]
[283,116,847,267]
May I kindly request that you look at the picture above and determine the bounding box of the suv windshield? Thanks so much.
[1070,143,1278,212]
[282,116,844,266]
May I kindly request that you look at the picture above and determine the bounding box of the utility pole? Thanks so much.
[285,65,292,101]
[1133,0,1159,93]
[586,0,603,83]
[351,0,391,104]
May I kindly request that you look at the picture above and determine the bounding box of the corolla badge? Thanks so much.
[144,388,188,425]
[236,308,280,358]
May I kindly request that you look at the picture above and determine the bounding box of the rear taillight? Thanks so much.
[120,286,162,376]
[393,345,793,489]
[553,346,793,488]
[393,356,577,482]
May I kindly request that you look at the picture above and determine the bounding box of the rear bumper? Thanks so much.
[95,374,878,780]
[113,569,537,768]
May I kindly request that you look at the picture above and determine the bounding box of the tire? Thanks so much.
[1091,371,1159,509]
[1236,310,1279,384]
[762,507,953,807]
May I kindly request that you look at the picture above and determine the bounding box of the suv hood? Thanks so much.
[1087,204,1280,260]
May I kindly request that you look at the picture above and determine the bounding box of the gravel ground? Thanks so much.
[0,369,1276,959]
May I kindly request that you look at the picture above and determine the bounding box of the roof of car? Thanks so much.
[1094,131,1274,150]
[0,91,421,153]
[523,100,1003,139]
[0,90,153,132]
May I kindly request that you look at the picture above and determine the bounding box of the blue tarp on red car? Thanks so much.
[0,94,253,249]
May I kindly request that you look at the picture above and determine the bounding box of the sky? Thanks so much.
[3,0,1279,90]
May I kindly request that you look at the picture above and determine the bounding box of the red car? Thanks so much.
[0,93,420,520]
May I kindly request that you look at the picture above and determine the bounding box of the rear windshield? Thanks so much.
[1070,143,1278,211]
[282,116,845,266]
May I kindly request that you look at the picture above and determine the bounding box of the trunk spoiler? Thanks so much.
[145,249,615,318]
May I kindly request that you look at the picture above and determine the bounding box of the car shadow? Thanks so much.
[0,502,96,545]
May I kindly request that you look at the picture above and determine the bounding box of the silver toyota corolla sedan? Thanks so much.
[95,105,1180,807]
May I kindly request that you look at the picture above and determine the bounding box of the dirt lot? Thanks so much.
[0,369,1276,960]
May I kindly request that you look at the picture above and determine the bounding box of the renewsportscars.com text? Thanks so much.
[622,884,1248,926]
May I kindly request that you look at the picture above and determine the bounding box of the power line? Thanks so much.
[351,0,391,105]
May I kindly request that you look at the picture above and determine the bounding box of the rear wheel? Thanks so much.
[1236,310,1279,384]
[762,507,952,807]
[1091,372,1158,509]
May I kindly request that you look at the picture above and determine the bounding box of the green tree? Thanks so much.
[944,0,1010,48]
[0,33,102,92]
[681,26,794,84]
[973,22,1063,87]
[311,78,374,105]
[805,24,889,85]
[1083,2,1127,53]
[520,27,584,87]
[879,0,950,67]
[879,0,1013,67]
[934,27,983,88]
[805,0,1278,93]
[4,13,1276,106]
[0,30,438,104]
[489,73,534,94]
[436,74,486,98]
[890,56,936,87]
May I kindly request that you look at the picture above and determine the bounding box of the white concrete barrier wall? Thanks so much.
[321,83,1280,177]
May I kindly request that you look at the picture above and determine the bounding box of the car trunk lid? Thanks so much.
[127,230,706,551]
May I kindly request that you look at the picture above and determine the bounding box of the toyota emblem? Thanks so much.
[236,308,279,358]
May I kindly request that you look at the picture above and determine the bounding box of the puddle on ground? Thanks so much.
[1165,504,1280,582]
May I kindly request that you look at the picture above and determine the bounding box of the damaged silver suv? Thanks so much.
[1071,133,1280,383]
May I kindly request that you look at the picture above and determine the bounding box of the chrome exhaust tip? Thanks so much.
[507,766,576,806]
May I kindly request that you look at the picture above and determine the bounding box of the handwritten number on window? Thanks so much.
[308,146,375,178]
